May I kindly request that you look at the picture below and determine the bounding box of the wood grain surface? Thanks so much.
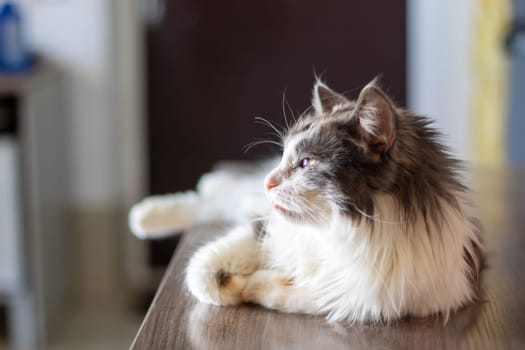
[131,168,525,350]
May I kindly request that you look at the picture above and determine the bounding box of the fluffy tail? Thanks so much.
[129,191,200,239]
[128,161,274,239]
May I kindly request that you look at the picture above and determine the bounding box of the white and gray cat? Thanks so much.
[129,79,483,323]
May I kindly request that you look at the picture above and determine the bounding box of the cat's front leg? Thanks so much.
[242,270,316,315]
[186,222,263,306]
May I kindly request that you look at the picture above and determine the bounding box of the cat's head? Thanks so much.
[264,79,400,224]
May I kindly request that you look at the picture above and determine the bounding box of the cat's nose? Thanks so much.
[265,177,279,191]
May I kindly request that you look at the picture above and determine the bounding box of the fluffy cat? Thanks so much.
[129,78,483,323]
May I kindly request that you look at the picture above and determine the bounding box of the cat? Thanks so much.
[129,78,483,323]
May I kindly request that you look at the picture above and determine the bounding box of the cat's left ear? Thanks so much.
[352,79,397,151]
[311,80,349,115]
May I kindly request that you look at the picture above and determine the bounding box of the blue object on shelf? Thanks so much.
[0,1,33,73]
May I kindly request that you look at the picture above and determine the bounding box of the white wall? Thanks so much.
[19,0,122,207]
[14,0,150,293]
[407,0,476,161]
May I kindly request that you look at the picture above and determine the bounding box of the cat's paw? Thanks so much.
[129,191,199,239]
[187,268,249,306]
[242,270,293,310]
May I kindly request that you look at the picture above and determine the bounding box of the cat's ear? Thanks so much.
[311,80,349,115]
[353,79,396,151]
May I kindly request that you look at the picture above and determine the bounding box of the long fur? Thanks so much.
[129,78,483,323]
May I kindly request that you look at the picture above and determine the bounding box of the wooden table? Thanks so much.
[131,168,525,349]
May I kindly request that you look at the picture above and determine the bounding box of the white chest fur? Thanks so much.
[262,194,479,322]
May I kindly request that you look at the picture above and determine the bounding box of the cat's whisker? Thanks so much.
[343,200,404,225]
[243,139,283,154]
[281,89,291,131]
[285,98,297,124]
[243,141,266,154]
[292,202,319,222]
[299,198,330,224]
[282,194,330,225]
[295,201,324,222]
[263,131,284,142]
[306,208,328,225]
[281,89,297,126]
[274,193,310,220]
[254,117,285,139]
[296,104,315,120]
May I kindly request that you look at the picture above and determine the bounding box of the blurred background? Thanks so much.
[0,0,523,349]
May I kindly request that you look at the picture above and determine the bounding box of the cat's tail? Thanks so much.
[128,163,272,239]
[129,191,200,239]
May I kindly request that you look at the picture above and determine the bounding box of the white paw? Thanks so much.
[128,191,199,239]
[186,267,249,306]
[242,270,293,309]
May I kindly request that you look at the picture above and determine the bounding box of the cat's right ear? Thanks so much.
[312,80,349,115]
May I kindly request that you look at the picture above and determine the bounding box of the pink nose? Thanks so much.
[265,178,279,191]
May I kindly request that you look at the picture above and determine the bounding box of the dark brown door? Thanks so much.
[146,0,406,265]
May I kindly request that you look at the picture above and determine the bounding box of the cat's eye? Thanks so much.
[299,157,319,169]
[299,158,311,168]
[292,157,318,172]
